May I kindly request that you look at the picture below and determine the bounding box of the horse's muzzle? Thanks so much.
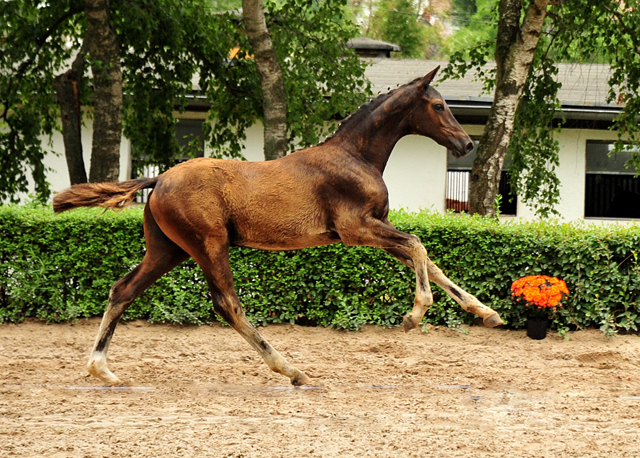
[450,137,474,158]
[465,141,474,154]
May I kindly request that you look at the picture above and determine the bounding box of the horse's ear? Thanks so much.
[418,66,440,90]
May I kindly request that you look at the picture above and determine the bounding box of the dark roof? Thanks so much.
[347,37,402,52]
[364,59,622,125]
[347,37,402,58]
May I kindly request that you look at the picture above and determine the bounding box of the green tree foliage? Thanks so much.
[551,1,640,164]
[200,0,371,155]
[0,1,83,204]
[206,0,242,10]
[371,0,425,58]
[445,0,640,216]
[445,0,497,58]
[0,0,370,203]
[451,0,478,25]
[269,0,371,147]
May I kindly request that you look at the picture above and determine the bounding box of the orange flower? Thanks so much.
[511,275,569,309]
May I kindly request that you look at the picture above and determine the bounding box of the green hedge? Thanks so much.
[1,204,640,335]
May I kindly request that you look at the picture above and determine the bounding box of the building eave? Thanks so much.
[446,98,623,128]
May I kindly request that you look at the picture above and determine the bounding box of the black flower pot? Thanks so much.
[526,319,548,340]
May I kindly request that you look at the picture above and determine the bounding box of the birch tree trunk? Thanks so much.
[242,0,288,160]
[468,0,549,216]
[85,0,123,182]
[53,47,87,185]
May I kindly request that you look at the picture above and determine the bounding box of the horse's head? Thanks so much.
[407,67,474,158]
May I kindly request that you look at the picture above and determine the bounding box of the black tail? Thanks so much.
[53,177,159,213]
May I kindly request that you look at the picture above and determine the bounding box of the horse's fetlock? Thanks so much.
[417,292,433,308]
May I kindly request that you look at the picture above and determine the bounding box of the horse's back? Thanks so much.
[147,155,346,250]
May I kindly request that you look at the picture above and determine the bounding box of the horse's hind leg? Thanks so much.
[87,206,189,385]
[194,243,311,386]
[384,248,503,328]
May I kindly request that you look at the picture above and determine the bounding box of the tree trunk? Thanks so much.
[242,0,288,161]
[84,0,123,182]
[53,47,87,185]
[468,0,549,216]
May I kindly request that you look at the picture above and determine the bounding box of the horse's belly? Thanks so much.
[234,230,341,251]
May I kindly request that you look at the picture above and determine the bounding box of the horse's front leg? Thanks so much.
[385,248,503,328]
[339,218,434,332]
[398,240,433,332]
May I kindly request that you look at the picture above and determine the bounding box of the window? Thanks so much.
[585,141,640,219]
[446,140,517,215]
[175,119,205,159]
[134,118,205,203]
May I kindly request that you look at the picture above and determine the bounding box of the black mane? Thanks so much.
[321,76,423,144]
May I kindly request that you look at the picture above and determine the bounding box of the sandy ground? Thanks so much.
[1,319,640,458]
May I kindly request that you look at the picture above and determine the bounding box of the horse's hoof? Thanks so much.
[91,372,124,387]
[403,314,418,332]
[87,358,122,386]
[291,371,312,386]
[483,313,503,328]
[92,374,124,387]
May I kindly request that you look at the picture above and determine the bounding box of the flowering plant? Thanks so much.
[511,275,569,320]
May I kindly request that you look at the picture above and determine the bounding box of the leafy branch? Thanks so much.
[1,4,83,122]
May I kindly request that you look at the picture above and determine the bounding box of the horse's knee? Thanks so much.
[211,294,246,327]
[406,234,425,252]
[107,279,137,314]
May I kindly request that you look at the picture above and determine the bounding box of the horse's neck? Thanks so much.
[330,108,410,174]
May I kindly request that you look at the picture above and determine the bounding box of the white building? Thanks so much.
[40,58,634,222]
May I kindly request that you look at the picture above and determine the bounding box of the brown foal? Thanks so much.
[54,67,503,386]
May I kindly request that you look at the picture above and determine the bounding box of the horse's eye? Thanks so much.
[434,103,445,112]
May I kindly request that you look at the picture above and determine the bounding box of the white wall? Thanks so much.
[516,128,620,222]
[38,117,630,223]
[46,129,132,185]
[384,135,448,213]
[238,122,265,162]
[35,121,131,199]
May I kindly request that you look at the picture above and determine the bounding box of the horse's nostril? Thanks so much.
[465,142,474,153]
